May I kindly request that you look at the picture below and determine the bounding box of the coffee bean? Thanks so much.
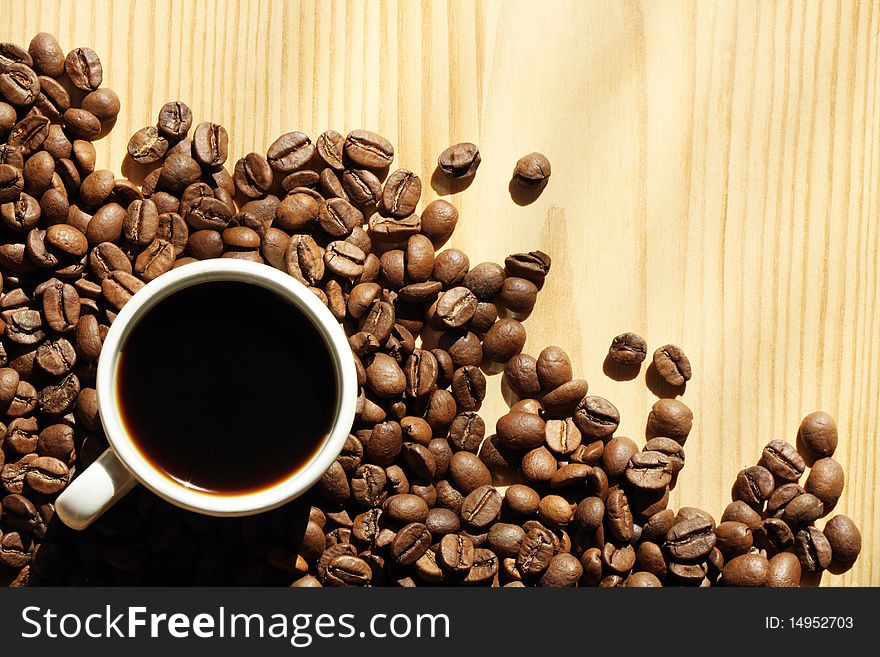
[101,270,144,309]
[8,114,49,156]
[24,456,69,494]
[606,488,634,542]
[573,395,620,441]
[823,515,861,565]
[798,411,838,457]
[5,309,45,345]
[450,366,485,412]
[499,276,538,314]
[381,168,421,218]
[351,464,387,508]
[626,451,673,491]
[449,451,491,495]
[653,344,692,386]
[541,379,590,417]
[645,398,693,444]
[520,446,557,484]
[0,63,39,106]
[344,130,394,169]
[804,457,844,510]
[666,516,716,561]
[537,494,573,530]
[504,251,551,285]
[28,33,64,76]
[760,439,805,482]
[127,126,169,164]
[436,142,480,179]
[608,332,647,366]
[517,526,555,576]
[721,553,769,586]
[765,483,804,517]
[754,517,794,554]
[233,153,273,198]
[63,108,101,140]
[390,522,431,565]
[496,411,546,450]
[42,281,80,332]
[794,526,832,572]
[483,318,526,362]
[512,152,551,188]
[435,286,477,329]
[2,192,40,231]
[419,199,458,245]
[767,552,802,587]
[64,47,102,90]
[734,465,774,507]
[714,521,753,559]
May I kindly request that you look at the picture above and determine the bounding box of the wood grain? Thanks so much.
[1,0,877,586]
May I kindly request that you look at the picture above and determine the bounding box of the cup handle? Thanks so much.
[55,448,138,530]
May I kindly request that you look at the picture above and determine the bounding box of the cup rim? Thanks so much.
[95,259,357,516]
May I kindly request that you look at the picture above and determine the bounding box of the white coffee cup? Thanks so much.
[55,259,357,530]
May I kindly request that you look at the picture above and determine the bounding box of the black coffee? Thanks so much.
[117,281,336,495]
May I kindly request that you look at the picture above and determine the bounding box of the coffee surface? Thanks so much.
[117,280,335,495]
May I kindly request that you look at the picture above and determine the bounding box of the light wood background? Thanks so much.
[2,0,877,586]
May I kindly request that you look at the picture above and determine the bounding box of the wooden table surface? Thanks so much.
[2,0,877,586]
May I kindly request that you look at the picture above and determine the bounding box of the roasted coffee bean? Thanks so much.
[42,281,79,332]
[420,199,458,244]
[63,108,101,140]
[804,457,844,510]
[101,270,144,309]
[438,142,480,179]
[2,192,40,231]
[517,526,555,576]
[666,516,716,561]
[721,553,770,586]
[390,522,431,565]
[233,152,273,198]
[823,515,861,565]
[38,373,80,415]
[8,114,49,156]
[653,344,692,386]
[602,435,639,478]
[573,396,620,441]
[608,332,647,366]
[541,379,590,416]
[324,555,371,587]
[450,366,485,411]
[344,130,394,169]
[781,492,824,528]
[496,411,545,450]
[6,417,39,454]
[285,234,324,285]
[64,47,102,90]
[365,421,402,466]
[645,398,693,444]
[436,287,477,328]
[502,484,539,517]
[537,494,573,530]
[794,526,832,572]
[798,411,838,457]
[381,168,421,218]
[449,451,491,494]
[754,517,794,553]
[89,241,131,280]
[504,353,541,399]
[512,152,551,188]
[28,33,64,76]
[156,100,193,139]
[626,451,673,491]
[437,533,475,574]
[0,163,24,203]
[544,417,581,456]
[734,465,774,507]
[0,63,39,106]
[46,224,88,257]
[521,447,557,484]
[0,532,32,568]
[643,437,685,474]
[499,276,538,314]
[324,240,366,278]
[760,439,805,482]
[767,552,802,587]
[127,126,169,164]
[24,456,69,494]
[34,337,76,377]
[5,309,45,345]
[714,521,753,559]
[606,488,634,542]
[192,122,229,167]
[535,346,572,391]
[483,318,526,362]
[86,203,125,243]
[351,464,387,508]
[601,542,636,575]
[765,483,804,517]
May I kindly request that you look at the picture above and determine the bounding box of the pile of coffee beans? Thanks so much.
[0,33,862,586]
